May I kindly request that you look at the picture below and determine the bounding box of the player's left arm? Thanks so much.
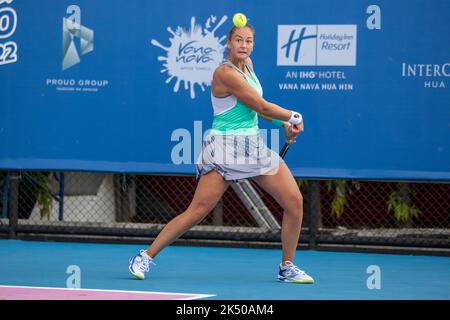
[249,57,304,141]
[247,57,291,125]
[258,113,289,127]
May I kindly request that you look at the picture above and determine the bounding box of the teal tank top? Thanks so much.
[211,62,263,135]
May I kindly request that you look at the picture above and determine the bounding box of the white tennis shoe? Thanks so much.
[129,250,155,280]
[277,261,314,284]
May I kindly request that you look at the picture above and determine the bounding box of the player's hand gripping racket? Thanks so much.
[279,124,300,159]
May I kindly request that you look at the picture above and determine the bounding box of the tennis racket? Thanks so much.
[279,124,299,159]
[279,142,291,159]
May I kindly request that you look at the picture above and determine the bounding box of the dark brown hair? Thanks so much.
[228,23,256,41]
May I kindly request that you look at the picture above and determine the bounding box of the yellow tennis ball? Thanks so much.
[233,13,247,28]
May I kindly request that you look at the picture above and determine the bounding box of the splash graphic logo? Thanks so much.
[277,25,357,66]
[62,5,94,71]
[151,15,227,99]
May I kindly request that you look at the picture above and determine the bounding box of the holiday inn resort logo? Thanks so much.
[277,24,357,92]
[277,24,357,66]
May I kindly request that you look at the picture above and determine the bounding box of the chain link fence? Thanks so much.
[1,170,449,253]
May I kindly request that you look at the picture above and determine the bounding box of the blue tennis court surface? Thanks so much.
[0,240,449,300]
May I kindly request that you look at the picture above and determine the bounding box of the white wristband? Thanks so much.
[288,111,303,125]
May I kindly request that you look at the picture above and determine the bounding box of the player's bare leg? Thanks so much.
[253,162,303,263]
[129,170,229,279]
[253,162,314,283]
[147,170,229,258]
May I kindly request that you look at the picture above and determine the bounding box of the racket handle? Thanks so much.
[279,143,290,159]
[279,124,299,158]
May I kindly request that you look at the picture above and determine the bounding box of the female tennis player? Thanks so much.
[129,22,314,284]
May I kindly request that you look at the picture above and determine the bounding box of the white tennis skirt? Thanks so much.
[195,134,283,181]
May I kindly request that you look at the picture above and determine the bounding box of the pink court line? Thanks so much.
[0,285,215,300]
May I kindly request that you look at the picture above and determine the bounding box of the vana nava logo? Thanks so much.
[151,15,228,99]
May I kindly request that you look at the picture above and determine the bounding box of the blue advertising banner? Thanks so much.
[0,0,449,180]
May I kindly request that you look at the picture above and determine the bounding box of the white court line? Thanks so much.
[0,285,216,300]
